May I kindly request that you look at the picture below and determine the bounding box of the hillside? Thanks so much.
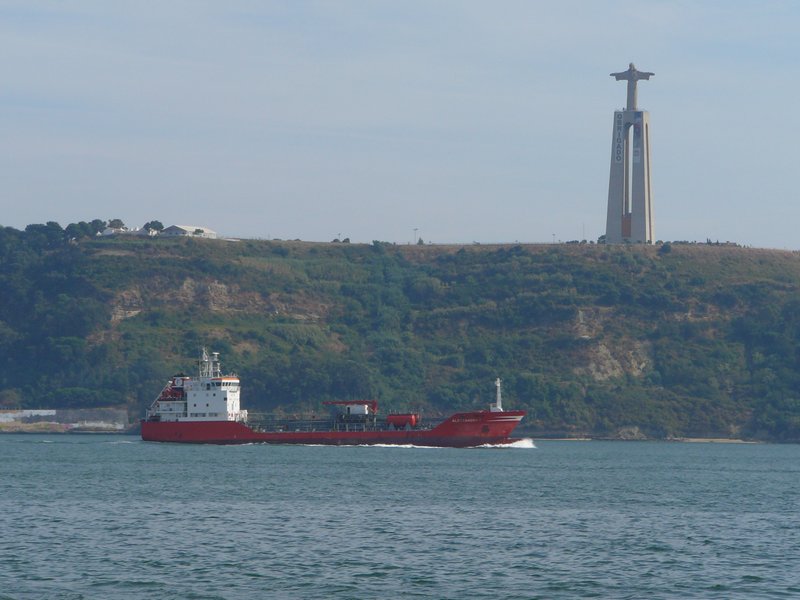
[2,224,800,441]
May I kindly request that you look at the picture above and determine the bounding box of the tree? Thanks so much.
[108,219,125,229]
[65,222,93,240]
[25,222,64,249]
[144,221,164,232]
[90,220,107,235]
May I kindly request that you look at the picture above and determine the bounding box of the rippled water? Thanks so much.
[2,435,800,599]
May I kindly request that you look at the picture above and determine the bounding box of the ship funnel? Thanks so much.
[491,378,504,412]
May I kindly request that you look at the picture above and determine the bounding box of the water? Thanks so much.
[2,436,800,599]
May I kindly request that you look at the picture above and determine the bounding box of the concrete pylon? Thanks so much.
[605,63,655,244]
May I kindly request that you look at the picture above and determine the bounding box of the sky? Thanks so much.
[1,1,799,247]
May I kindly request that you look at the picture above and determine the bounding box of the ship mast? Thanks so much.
[491,378,504,412]
[198,347,221,378]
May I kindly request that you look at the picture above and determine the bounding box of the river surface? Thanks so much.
[1,435,799,599]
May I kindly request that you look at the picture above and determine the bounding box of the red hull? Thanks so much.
[141,410,526,447]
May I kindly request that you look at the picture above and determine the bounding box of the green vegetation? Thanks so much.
[3,221,800,441]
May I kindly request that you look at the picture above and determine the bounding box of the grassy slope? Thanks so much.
[2,235,800,440]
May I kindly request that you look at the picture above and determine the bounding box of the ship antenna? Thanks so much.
[211,351,220,378]
[492,378,504,412]
[199,347,210,377]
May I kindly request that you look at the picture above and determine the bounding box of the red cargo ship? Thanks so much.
[141,349,526,447]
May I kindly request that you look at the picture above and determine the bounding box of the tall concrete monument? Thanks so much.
[605,63,655,244]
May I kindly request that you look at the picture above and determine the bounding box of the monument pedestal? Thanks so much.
[606,109,653,244]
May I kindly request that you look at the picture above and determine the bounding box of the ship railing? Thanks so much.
[248,416,383,433]
[246,414,336,433]
[245,412,443,433]
[146,381,180,416]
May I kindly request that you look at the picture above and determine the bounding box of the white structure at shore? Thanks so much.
[0,408,128,432]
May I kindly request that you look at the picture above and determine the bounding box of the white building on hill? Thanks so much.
[162,225,218,239]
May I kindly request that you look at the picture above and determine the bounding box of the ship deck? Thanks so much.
[245,413,445,434]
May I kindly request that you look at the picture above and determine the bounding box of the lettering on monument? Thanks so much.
[614,112,624,163]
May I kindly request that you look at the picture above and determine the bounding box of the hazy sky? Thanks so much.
[2,1,799,246]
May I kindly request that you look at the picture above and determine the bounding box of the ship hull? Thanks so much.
[141,410,526,447]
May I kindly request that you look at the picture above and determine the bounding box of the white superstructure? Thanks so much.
[146,348,247,423]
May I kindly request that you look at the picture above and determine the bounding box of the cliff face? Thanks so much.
[2,233,800,441]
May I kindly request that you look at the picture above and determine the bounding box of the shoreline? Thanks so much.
[668,437,759,444]
[0,430,766,444]
[531,435,760,444]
